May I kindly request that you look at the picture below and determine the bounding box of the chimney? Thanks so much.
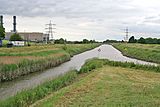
[0,15,3,27]
[13,16,16,33]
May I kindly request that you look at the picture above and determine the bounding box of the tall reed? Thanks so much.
[79,58,160,74]
[0,44,100,82]
[0,71,77,107]
[0,54,70,82]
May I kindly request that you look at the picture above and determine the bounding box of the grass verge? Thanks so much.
[0,58,160,106]
[0,71,77,107]
[33,59,160,107]
[112,43,160,64]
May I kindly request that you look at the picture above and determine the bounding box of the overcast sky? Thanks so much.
[1,0,160,41]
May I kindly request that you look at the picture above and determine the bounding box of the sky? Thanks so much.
[0,0,160,41]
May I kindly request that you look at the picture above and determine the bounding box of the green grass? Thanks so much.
[112,43,160,64]
[1,59,160,107]
[0,44,99,56]
[0,54,70,81]
[0,49,65,56]
[34,59,160,107]
[59,44,100,56]
[0,71,77,107]
[79,58,160,73]
[0,44,100,82]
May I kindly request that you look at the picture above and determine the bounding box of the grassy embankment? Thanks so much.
[33,59,160,107]
[0,44,99,82]
[112,43,160,64]
[0,59,160,107]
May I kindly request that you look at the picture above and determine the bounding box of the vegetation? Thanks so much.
[128,36,160,44]
[0,44,99,82]
[128,36,137,43]
[54,38,66,44]
[0,54,70,81]
[0,25,5,40]
[0,25,5,47]
[32,59,160,107]
[79,58,107,73]
[61,44,99,56]
[138,37,146,44]
[113,43,160,64]
[54,38,98,44]
[102,37,160,44]
[0,58,160,107]
[103,39,123,44]
[79,58,160,73]
[0,40,9,47]
[0,71,77,107]
[10,33,23,41]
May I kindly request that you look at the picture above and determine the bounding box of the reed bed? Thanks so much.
[79,58,160,74]
[0,71,77,107]
[0,44,100,82]
[0,54,70,82]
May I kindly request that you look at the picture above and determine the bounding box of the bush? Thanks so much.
[79,58,107,74]
[10,33,23,41]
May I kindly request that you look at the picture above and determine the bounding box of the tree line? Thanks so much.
[128,36,160,44]
[54,38,99,44]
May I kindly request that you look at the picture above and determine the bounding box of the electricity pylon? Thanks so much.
[45,20,56,44]
[124,27,129,42]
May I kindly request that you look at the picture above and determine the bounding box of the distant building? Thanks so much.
[5,32,45,42]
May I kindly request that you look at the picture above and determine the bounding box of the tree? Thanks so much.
[0,26,5,40]
[10,33,23,41]
[89,40,96,43]
[128,36,136,43]
[157,39,160,44]
[82,39,89,44]
[138,37,145,44]
[54,38,66,44]
[145,38,158,44]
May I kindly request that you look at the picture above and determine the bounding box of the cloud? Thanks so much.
[1,0,160,41]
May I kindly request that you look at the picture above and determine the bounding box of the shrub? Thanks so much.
[79,58,107,74]
[10,33,23,41]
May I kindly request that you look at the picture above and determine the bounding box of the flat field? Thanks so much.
[113,43,160,64]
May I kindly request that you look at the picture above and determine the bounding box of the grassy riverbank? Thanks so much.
[112,43,160,64]
[1,59,160,107]
[32,59,160,107]
[0,71,78,107]
[0,44,99,82]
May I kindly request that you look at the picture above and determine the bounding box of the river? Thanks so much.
[0,44,157,100]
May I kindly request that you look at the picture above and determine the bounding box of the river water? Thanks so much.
[0,45,158,100]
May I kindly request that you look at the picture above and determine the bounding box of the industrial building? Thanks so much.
[1,15,49,42]
[5,32,44,42]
